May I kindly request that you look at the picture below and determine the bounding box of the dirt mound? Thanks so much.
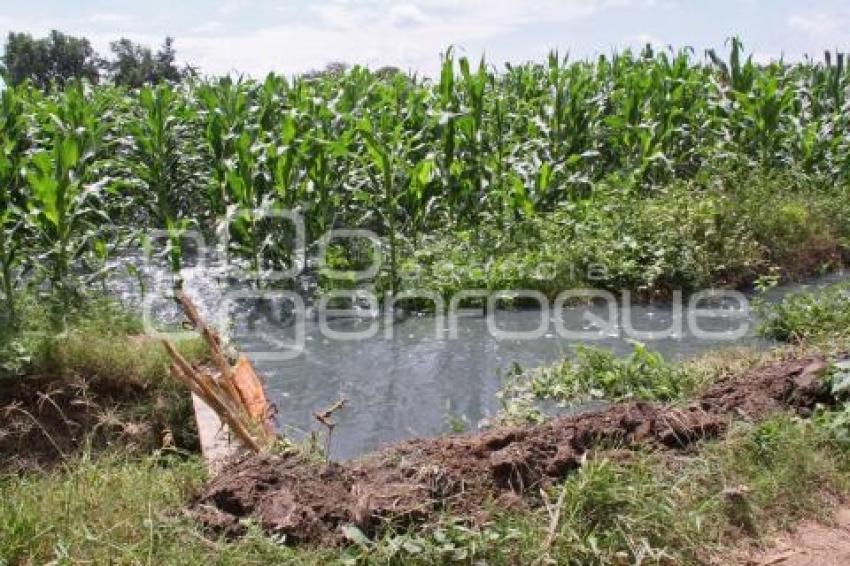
[0,374,194,472]
[191,357,833,545]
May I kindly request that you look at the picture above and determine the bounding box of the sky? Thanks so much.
[0,0,848,78]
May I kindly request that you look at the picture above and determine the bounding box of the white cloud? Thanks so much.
[388,3,432,28]
[178,0,638,76]
[788,12,850,44]
[87,13,130,24]
[191,21,224,34]
[0,17,157,59]
[0,0,663,77]
[311,3,365,30]
[217,0,251,16]
[85,32,165,57]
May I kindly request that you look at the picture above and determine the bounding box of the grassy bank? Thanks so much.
[499,278,850,422]
[497,342,766,424]
[0,299,306,563]
[0,297,206,471]
[401,171,850,300]
[757,279,850,343]
[0,451,297,564]
[3,405,850,564]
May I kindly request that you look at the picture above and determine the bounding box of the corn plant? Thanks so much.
[357,114,403,295]
[0,86,26,325]
[124,85,204,225]
[197,77,251,217]
[221,131,267,278]
[115,84,206,274]
[4,39,850,304]
[24,83,109,320]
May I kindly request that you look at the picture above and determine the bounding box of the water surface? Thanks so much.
[107,259,848,459]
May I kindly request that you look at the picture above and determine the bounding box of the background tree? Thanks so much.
[303,61,349,80]
[107,37,185,87]
[0,30,100,88]
[155,37,183,82]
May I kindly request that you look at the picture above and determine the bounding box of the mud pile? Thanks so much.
[191,357,832,545]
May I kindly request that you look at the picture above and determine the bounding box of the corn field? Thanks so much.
[2,39,850,323]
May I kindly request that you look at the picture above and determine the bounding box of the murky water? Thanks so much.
[106,256,848,459]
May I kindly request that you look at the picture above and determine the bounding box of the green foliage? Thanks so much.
[544,459,691,563]
[353,414,850,565]
[402,173,780,298]
[0,451,306,565]
[758,281,850,342]
[36,314,205,389]
[112,83,206,273]
[107,37,186,88]
[703,415,850,529]
[496,343,766,424]
[1,30,100,89]
[0,293,205,383]
[122,84,203,224]
[22,83,112,319]
[505,343,708,409]
[0,85,27,326]
[5,414,845,565]
[0,31,188,90]
[2,40,850,313]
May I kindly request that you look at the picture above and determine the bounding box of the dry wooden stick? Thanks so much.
[163,293,280,454]
[163,340,262,451]
[315,398,348,461]
[176,293,245,405]
[540,483,568,562]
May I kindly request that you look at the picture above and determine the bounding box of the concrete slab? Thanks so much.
[191,393,240,473]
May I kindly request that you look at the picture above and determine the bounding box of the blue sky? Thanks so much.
[0,1,848,77]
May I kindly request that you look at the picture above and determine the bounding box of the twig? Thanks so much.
[540,483,568,562]
[314,398,348,462]
[176,292,245,410]
[9,406,67,460]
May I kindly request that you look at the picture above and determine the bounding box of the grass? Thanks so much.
[1,294,207,385]
[498,284,850,424]
[758,280,850,343]
[533,343,706,401]
[3,410,849,565]
[3,292,850,563]
[0,295,208,463]
[497,343,776,423]
[0,450,309,565]
[400,172,850,301]
[341,411,850,565]
[34,312,208,411]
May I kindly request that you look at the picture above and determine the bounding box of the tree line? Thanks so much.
[0,30,192,89]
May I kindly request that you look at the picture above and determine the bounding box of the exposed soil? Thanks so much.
[0,373,196,473]
[191,356,834,545]
[741,506,850,565]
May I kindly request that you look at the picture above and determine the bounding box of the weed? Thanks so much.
[758,281,850,342]
[500,343,712,419]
